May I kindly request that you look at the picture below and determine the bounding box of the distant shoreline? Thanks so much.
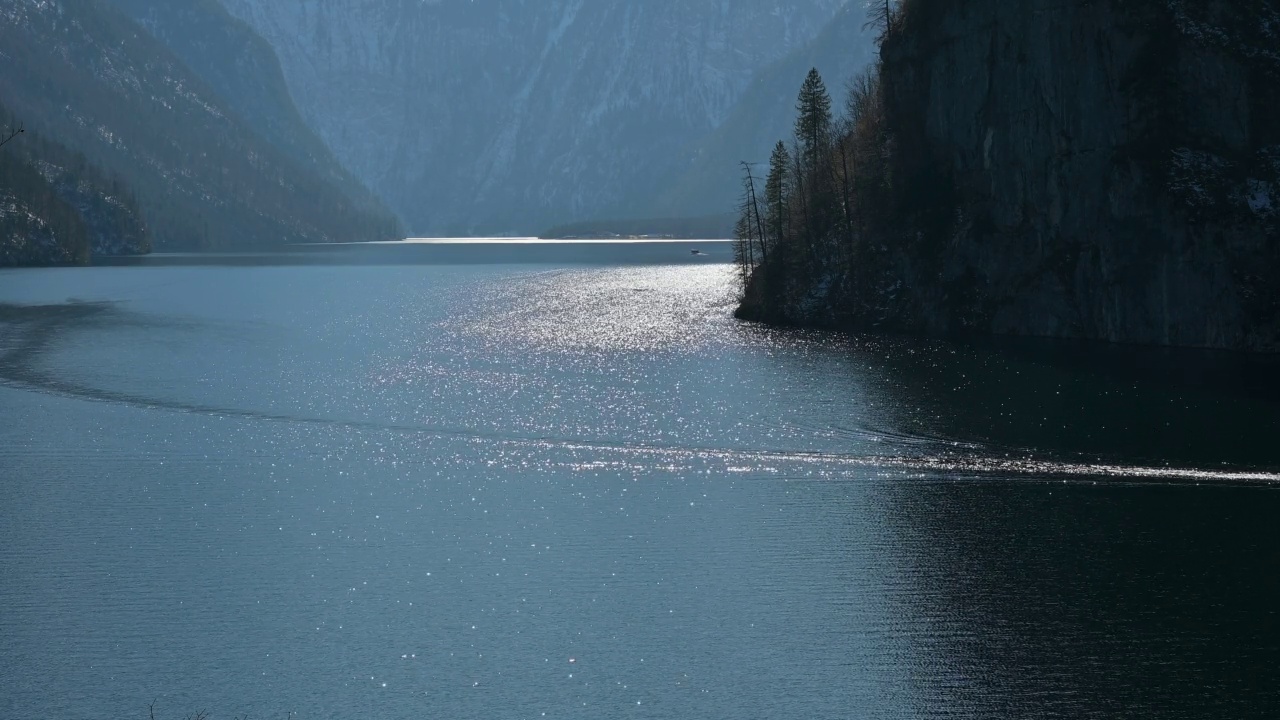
[305,237,735,246]
[71,239,736,268]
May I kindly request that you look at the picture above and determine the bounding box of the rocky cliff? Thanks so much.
[215,0,849,234]
[746,0,1280,352]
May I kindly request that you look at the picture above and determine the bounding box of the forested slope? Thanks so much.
[103,0,387,220]
[0,111,150,266]
[0,0,400,252]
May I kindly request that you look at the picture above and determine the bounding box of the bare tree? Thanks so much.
[740,161,768,267]
[0,123,23,150]
[863,0,899,41]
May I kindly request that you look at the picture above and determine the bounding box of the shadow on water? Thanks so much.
[741,322,1280,472]
[877,478,1280,719]
[0,301,118,372]
[730,320,1280,715]
[933,335,1280,469]
[0,301,601,445]
[976,333,1280,403]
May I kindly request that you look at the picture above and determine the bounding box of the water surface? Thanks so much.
[2,247,1278,719]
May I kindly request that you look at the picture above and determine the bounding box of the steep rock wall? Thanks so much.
[753,0,1280,351]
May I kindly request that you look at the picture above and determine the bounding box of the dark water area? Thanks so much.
[1,246,1277,719]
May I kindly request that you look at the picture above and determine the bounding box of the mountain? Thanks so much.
[0,0,400,251]
[101,0,385,215]
[646,3,879,219]
[215,0,851,235]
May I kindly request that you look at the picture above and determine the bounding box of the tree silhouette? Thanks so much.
[764,141,791,252]
[794,69,833,176]
[863,0,899,41]
[0,123,24,150]
[734,161,769,290]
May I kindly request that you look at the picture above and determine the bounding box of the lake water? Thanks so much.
[2,244,1279,719]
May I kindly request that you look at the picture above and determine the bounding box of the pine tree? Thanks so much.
[794,69,834,177]
[792,69,836,264]
[764,141,791,254]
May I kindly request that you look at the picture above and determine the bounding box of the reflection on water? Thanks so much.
[0,256,1277,719]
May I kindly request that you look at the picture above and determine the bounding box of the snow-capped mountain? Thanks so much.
[215,0,851,234]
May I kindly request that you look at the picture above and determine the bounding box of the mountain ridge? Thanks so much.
[215,0,853,234]
[104,0,383,212]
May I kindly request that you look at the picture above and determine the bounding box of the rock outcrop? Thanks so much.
[746,0,1280,352]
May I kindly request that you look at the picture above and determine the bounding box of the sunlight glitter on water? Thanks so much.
[2,259,1279,720]
[452,265,745,353]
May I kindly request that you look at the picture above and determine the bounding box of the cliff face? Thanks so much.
[215,0,848,234]
[752,0,1280,351]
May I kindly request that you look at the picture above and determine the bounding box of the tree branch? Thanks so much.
[0,123,24,150]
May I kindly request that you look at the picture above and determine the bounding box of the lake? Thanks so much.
[2,243,1278,719]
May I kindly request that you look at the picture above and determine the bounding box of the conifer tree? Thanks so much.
[727,16,899,310]
[764,141,791,253]
[793,69,836,259]
[794,69,834,177]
